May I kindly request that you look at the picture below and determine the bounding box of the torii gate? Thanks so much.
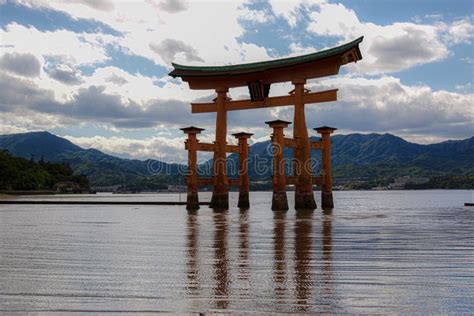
[171,37,363,210]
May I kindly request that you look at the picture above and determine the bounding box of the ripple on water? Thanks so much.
[0,190,473,313]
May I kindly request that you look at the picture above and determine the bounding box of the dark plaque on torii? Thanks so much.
[171,36,363,211]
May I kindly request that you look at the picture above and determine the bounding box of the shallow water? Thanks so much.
[1,190,473,314]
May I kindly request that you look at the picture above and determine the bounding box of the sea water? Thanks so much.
[0,190,473,313]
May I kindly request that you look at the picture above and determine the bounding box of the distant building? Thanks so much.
[388,176,429,189]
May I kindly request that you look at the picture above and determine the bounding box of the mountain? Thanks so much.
[223,133,474,180]
[0,131,473,189]
[0,131,83,161]
[328,133,474,179]
[0,131,183,189]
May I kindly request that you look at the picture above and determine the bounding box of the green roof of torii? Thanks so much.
[169,36,363,77]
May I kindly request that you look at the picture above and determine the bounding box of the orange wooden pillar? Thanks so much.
[292,79,317,210]
[266,120,290,211]
[233,132,253,209]
[209,148,217,207]
[315,126,337,209]
[212,87,230,210]
[181,126,204,210]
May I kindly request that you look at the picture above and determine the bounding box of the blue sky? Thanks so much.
[0,0,472,161]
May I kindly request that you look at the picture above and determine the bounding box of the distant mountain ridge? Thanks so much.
[0,131,473,188]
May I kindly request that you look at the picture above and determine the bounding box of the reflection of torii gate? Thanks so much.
[171,36,363,210]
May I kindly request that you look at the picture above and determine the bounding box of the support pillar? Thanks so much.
[209,149,217,208]
[233,132,253,209]
[315,126,337,209]
[292,79,316,210]
[212,87,230,210]
[266,120,290,211]
[181,126,205,210]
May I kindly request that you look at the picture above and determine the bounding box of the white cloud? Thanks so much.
[268,0,324,27]
[289,42,317,56]
[64,134,187,161]
[0,124,29,135]
[455,82,472,93]
[0,23,116,66]
[149,38,204,64]
[147,0,188,14]
[0,70,215,129]
[85,66,208,103]
[239,7,272,23]
[9,0,275,69]
[267,1,470,75]
[304,2,452,74]
[440,18,474,44]
[461,57,474,64]
[71,0,114,11]
[297,76,474,140]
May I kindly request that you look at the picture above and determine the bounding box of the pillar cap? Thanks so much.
[180,126,205,134]
[232,132,253,139]
[314,126,337,133]
[265,119,292,128]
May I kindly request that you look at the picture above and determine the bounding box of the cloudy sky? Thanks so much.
[0,0,473,162]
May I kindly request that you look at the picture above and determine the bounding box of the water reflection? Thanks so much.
[213,211,229,309]
[294,210,314,311]
[273,211,287,299]
[322,210,333,298]
[184,209,335,312]
[238,209,250,297]
[185,211,200,297]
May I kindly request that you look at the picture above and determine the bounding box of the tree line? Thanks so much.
[0,150,89,191]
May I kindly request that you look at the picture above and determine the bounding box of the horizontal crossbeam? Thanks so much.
[191,89,338,113]
[284,137,298,148]
[185,142,239,153]
[310,140,322,150]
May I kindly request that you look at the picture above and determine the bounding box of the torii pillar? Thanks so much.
[211,87,230,210]
[181,126,204,211]
[293,79,317,210]
[315,126,337,209]
[233,132,253,209]
[266,120,290,211]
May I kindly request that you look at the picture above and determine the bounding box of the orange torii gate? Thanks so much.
[171,36,363,210]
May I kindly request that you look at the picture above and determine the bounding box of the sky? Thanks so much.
[0,0,473,162]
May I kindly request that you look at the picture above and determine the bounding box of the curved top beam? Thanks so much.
[169,37,363,90]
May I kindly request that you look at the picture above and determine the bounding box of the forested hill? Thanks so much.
[0,150,89,191]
